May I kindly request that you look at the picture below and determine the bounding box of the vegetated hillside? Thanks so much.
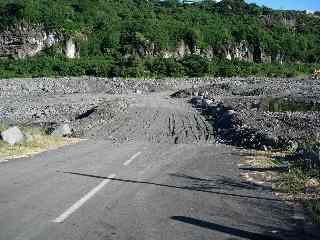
[0,0,319,78]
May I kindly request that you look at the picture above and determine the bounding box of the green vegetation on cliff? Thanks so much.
[0,0,319,78]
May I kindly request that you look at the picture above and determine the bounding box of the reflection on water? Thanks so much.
[267,98,320,112]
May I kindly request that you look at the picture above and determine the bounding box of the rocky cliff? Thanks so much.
[138,39,284,64]
[0,24,79,59]
[0,24,283,63]
[0,24,59,59]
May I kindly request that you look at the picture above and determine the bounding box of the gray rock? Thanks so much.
[198,90,205,96]
[202,99,213,108]
[51,124,72,137]
[1,126,25,145]
[190,96,203,105]
[201,98,213,109]
[288,140,299,152]
[135,89,142,95]
[25,133,34,142]
[224,110,236,116]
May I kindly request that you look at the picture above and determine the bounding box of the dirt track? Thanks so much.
[84,93,214,144]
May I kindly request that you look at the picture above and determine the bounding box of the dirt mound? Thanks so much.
[71,99,129,138]
[81,95,214,144]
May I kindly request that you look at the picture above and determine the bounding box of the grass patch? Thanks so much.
[0,127,79,159]
[240,150,286,168]
[272,142,320,225]
[275,167,310,194]
[241,148,320,225]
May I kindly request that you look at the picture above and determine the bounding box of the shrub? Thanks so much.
[181,55,209,77]
[149,58,185,77]
[0,56,319,78]
[217,65,236,77]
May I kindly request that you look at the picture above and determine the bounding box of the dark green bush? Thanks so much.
[0,56,319,79]
[217,65,236,77]
[147,58,185,77]
[181,55,209,77]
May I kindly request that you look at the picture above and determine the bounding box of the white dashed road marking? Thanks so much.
[123,152,142,166]
[53,173,116,223]
[53,151,142,223]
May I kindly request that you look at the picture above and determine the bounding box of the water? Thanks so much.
[267,98,320,112]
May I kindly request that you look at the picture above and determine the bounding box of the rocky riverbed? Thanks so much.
[0,76,319,150]
[172,77,320,149]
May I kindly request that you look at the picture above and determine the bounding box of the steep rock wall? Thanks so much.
[141,40,279,63]
[64,38,80,59]
[0,24,60,59]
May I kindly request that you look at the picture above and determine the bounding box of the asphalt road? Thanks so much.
[0,139,304,240]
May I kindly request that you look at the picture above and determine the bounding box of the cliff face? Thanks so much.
[0,24,80,59]
[0,24,284,63]
[0,24,60,59]
[138,40,283,64]
[64,38,80,59]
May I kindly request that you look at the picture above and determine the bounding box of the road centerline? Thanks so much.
[52,173,116,223]
[123,152,142,166]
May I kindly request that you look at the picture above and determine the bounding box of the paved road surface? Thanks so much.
[0,93,306,240]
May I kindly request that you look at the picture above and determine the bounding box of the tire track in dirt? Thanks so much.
[81,94,215,144]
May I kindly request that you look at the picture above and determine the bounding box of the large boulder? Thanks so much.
[304,178,320,194]
[51,124,72,137]
[202,99,213,108]
[1,126,25,145]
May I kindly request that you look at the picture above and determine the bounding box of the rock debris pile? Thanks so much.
[1,76,319,149]
[171,77,320,150]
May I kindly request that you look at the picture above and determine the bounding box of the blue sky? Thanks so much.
[246,0,320,11]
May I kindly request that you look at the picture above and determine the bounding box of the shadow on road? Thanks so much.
[169,173,272,191]
[170,216,282,240]
[63,171,286,202]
